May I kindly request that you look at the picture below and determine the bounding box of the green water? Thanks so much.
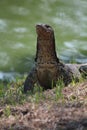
[0,0,87,78]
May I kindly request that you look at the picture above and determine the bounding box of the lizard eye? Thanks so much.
[45,25,50,28]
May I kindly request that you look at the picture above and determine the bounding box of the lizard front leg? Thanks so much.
[24,67,37,93]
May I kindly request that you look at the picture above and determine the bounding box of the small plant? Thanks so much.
[3,105,11,117]
[55,79,64,101]
[71,78,76,86]
[31,84,44,103]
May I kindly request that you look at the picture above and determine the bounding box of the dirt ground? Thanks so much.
[0,81,87,130]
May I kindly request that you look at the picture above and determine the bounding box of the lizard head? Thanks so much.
[36,24,54,40]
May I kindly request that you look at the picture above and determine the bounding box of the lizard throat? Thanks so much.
[35,39,59,63]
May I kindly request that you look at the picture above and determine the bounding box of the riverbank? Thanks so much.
[0,78,87,130]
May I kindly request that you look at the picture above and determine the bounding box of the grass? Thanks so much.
[0,78,64,106]
[0,75,86,107]
[0,77,26,106]
[3,105,11,117]
[54,79,64,101]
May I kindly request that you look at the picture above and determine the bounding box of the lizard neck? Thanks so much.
[35,37,59,63]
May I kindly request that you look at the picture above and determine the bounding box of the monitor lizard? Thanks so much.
[24,24,87,93]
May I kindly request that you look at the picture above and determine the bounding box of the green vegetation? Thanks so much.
[54,79,64,101]
[0,78,26,106]
[0,77,64,106]
[3,105,11,117]
[0,76,86,107]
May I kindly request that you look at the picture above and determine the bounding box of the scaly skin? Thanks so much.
[24,24,87,93]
